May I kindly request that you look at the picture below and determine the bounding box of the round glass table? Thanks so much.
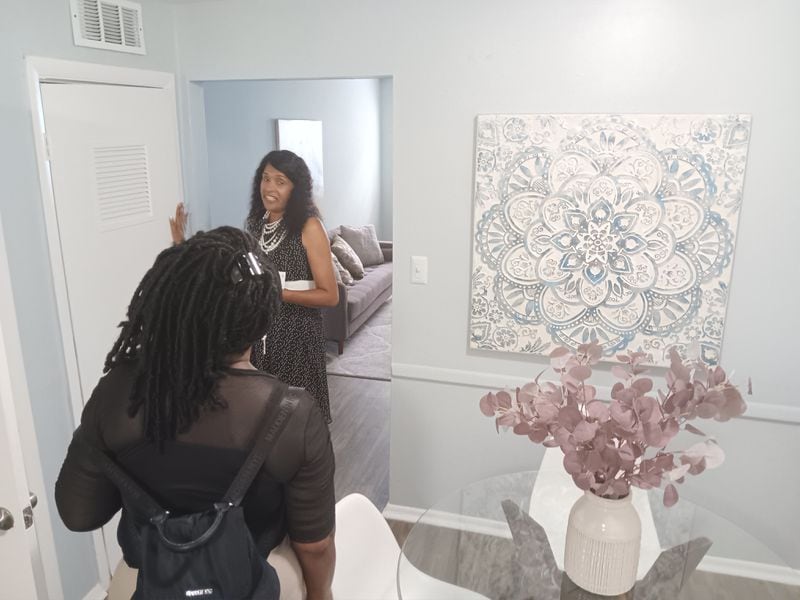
[397,470,798,600]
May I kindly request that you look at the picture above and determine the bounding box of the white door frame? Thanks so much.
[25,56,182,599]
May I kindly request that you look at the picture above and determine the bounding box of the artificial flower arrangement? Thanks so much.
[480,341,747,506]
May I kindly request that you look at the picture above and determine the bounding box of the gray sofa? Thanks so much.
[323,229,392,354]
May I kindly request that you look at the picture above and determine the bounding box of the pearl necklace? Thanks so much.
[259,213,286,255]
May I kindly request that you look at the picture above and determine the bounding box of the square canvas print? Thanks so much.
[276,119,324,202]
[469,114,751,366]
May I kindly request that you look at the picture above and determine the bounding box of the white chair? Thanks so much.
[109,494,489,600]
[333,493,490,600]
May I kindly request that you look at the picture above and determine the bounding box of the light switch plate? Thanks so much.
[411,255,428,284]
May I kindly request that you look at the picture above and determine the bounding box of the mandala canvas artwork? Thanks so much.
[469,114,751,366]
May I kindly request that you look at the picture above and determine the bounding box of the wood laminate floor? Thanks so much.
[681,570,799,600]
[328,374,391,510]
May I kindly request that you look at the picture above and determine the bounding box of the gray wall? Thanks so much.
[173,0,800,568]
[4,0,799,594]
[0,0,178,597]
[202,78,388,237]
[379,78,394,241]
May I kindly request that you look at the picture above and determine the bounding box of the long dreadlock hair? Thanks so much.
[104,226,282,443]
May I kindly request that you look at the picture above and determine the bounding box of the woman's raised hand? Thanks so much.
[169,203,188,245]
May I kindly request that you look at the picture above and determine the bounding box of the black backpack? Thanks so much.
[87,382,296,600]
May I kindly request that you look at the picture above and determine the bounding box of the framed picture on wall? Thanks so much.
[469,113,752,366]
[276,119,324,202]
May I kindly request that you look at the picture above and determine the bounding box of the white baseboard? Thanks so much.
[83,583,107,600]
[383,502,800,587]
[384,503,511,539]
[699,555,800,587]
[383,502,425,524]
[391,363,800,425]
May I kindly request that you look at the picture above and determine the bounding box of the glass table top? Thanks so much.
[397,469,798,600]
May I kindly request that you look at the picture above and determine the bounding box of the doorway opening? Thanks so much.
[191,76,394,509]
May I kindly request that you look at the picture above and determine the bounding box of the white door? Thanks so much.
[0,361,43,600]
[39,81,182,577]
[0,227,48,599]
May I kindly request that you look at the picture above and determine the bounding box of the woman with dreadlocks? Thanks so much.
[55,227,335,600]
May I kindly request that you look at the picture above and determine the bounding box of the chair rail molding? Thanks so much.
[391,363,800,425]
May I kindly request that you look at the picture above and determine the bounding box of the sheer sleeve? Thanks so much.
[54,378,122,532]
[283,399,336,543]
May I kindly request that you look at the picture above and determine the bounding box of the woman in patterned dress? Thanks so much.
[243,150,338,422]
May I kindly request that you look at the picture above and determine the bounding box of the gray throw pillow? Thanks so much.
[340,224,384,267]
[330,235,365,279]
[327,226,342,244]
[331,252,354,285]
[331,255,342,285]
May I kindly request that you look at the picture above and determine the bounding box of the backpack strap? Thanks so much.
[223,382,297,506]
[81,431,165,520]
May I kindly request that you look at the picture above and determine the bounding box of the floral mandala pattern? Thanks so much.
[470,114,751,365]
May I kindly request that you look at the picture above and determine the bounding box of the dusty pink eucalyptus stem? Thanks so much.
[479,341,747,506]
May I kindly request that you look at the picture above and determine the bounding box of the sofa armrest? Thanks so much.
[322,282,349,342]
[379,241,393,262]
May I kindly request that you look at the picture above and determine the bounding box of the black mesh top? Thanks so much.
[55,364,335,561]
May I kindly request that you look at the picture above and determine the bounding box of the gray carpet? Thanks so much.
[326,300,391,381]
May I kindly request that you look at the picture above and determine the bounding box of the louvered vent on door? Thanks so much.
[93,145,153,230]
[70,0,146,54]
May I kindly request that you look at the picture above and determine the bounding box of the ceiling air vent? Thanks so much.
[70,0,146,55]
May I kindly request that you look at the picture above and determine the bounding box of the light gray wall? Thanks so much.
[379,78,393,241]
[0,1,178,597]
[172,0,800,568]
[3,0,799,589]
[202,78,386,236]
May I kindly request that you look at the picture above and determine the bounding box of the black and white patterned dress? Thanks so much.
[248,217,331,423]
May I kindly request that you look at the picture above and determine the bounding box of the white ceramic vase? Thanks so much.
[563,490,642,596]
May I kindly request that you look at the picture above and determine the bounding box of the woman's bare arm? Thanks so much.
[291,532,335,600]
[281,217,339,308]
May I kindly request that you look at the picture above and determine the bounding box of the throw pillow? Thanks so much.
[331,255,342,284]
[330,235,365,280]
[339,224,384,267]
[331,252,354,285]
[327,226,342,243]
